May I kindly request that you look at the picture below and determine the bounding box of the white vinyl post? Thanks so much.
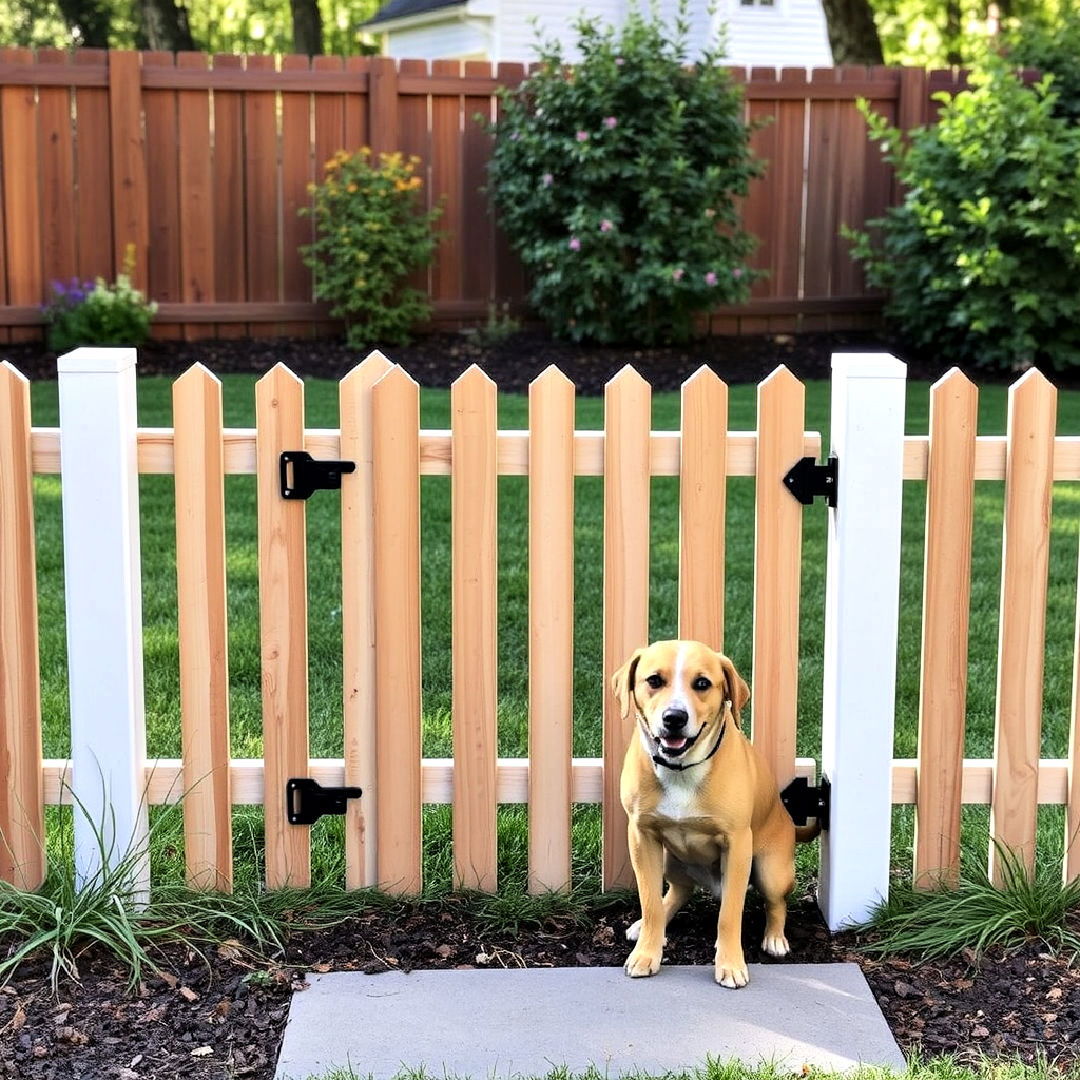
[58,347,149,899]
[819,353,907,931]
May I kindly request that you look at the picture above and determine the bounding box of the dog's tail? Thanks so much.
[795,822,822,843]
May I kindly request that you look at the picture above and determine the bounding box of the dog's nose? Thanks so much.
[661,707,689,732]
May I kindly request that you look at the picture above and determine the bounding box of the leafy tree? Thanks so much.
[290,0,323,54]
[138,0,195,50]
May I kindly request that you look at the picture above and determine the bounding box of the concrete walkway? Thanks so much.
[275,964,906,1079]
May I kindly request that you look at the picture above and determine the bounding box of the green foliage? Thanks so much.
[847,58,1080,371]
[487,3,761,345]
[300,148,442,348]
[862,842,1080,959]
[1002,14,1080,122]
[42,249,156,353]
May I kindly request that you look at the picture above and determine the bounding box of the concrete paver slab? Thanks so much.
[275,964,905,1079]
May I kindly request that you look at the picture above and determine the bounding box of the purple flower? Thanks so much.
[600,219,614,233]
[615,57,624,65]
[672,268,684,282]
[732,267,744,279]
[705,271,718,286]
[509,132,520,141]
[568,236,581,251]
[603,116,618,129]
[541,173,554,187]
[51,280,66,296]
[576,130,589,142]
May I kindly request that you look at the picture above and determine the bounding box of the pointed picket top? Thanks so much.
[681,364,726,393]
[929,366,975,396]
[530,363,575,392]
[256,361,304,400]
[175,361,222,388]
[759,362,802,392]
[1007,366,1057,416]
[342,349,394,392]
[0,359,29,388]
[452,362,497,393]
[604,363,649,393]
[373,361,419,394]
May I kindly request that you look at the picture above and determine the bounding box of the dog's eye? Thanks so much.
[644,673,664,690]
[692,676,712,692]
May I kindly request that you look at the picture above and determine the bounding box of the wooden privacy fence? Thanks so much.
[1,350,1079,930]
[0,48,973,342]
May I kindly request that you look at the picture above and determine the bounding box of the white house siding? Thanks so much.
[385,16,491,59]
[718,0,832,67]
[494,0,626,63]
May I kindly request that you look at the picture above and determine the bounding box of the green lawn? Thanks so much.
[26,372,1080,891]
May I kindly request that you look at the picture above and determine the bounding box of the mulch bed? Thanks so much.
[2,328,1077,1078]
[2,890,1078,1079]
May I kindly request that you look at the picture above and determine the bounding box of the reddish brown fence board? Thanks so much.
[0,54,989,340]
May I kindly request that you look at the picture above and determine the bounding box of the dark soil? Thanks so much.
[2,326,974,391]
[2,328,1077,1078]
[2,890,1078,1079]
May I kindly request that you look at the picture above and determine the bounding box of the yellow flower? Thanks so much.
[347,183,358,193]
[306,181,317,194]
[325,158,340,172]
[409,176,422,190]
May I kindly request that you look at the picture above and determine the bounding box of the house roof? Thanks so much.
[364,0,466,27]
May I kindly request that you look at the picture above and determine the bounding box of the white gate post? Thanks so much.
[819,353,907,931]
[58,347,149,898]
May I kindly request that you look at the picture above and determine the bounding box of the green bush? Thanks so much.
[300,148,441,347]
[1002,15,1080,122]
[848,58,1080,371]
[42,249,156,353]
[487,4,762,345]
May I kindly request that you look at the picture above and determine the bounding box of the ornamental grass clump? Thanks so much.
[848,57,1080,371]
[301,148,442,347]
[487,3,762,345]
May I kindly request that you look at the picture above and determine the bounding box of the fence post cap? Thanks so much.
[57,347,138,375]
[830,352,906,380]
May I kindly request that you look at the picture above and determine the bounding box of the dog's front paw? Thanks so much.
[761,933,790,958]
[624,946,662,978]
[625,919,667,946]
[714,951,749,988]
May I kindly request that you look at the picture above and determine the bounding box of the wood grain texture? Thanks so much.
[678,367,728,650]
[211,54,247,337]
[451,365,499,891]
[256,365,310,888]
[74,50,114,284]
[914,369,976,889]
[602,367,651,890]
[0,363,44,889]
[340,351,393,889]
[372,365,423,894]
[528,366,575,893]
[107,51,149,292]
[143,52,181,331]
[174,364,232,891]
[751,366,804,789]
[990,369,1056,885]
[38,50,77,292]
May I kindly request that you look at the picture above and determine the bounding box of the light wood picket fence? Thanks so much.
[1,352,1079,926]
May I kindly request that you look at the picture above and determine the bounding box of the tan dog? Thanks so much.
[615,640,814,988]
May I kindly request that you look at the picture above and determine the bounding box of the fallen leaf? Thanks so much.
[972,1026,990,1038]
[310,962,332,973]
[1047,988,1063,1001]
[179,986,200,1003]
[11,1004,25,1032]
[57,1026,90,1045]
[191,1045,213,1057]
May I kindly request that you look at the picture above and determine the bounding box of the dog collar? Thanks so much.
[650,720,727,772]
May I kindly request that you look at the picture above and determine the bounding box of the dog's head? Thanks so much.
[611,640,750,765]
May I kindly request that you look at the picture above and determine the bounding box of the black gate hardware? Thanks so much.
[780,775,831,831]
[783,453,838,508]
[280,451,356,500]
[287,778,362,826]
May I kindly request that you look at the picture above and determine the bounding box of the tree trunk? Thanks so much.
[56,0,111,47]
[945,0,963,64]
[139,0,197,51]
[291,0,324,56]
[819,0,884,65]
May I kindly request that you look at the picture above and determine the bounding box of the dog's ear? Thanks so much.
[611,648,645,720]
[717,654,750,726]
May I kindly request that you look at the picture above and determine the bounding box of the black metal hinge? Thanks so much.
[286,778,362,826]
[783,453,838,508]
[280,451,356,500]
[780,775,831,831]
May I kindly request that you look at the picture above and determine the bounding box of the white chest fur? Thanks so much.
[653,767,704,822]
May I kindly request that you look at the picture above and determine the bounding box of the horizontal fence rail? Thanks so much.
[2,349,1080,925]
[0,49,990,342]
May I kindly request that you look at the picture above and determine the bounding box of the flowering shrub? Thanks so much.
[42,248,156,353]
[487,4,761,344]
[300,148,442,347]
[848,58,1080,370]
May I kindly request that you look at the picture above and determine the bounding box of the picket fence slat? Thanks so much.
[451,366,499,892]
[528,366,575,894]
[1068,544,1080,884]
[341,351,393,890]
[0,363,44,889]
[372,365,423,894]
[751,366,804,789]
[174,364,233,891]
[602,367,651,891]
[990,370,1056,885]
[256,364,311,888]
[914,369,976,889]
[678,367,727,649]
